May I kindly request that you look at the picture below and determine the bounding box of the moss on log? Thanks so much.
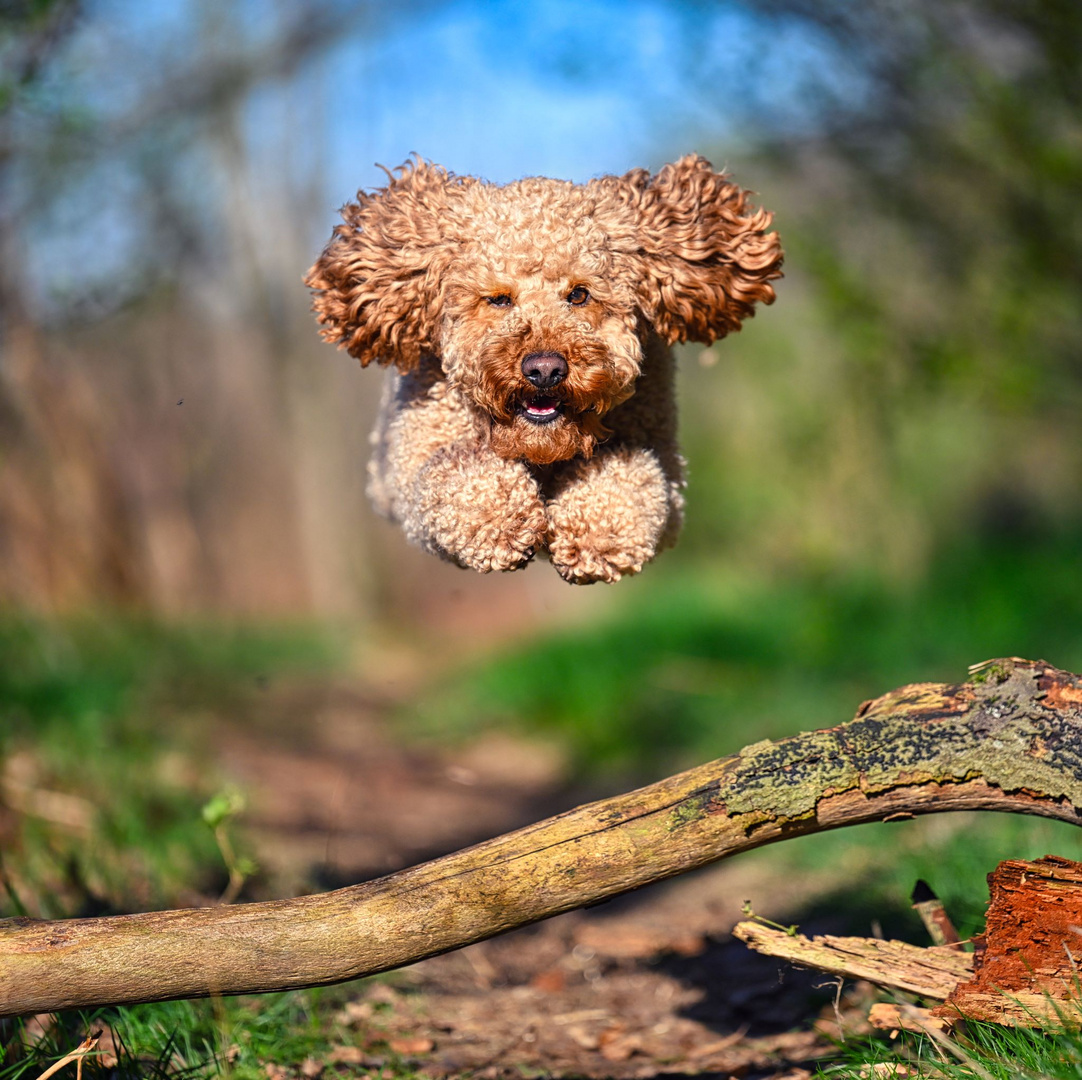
[3,657,1082,1016]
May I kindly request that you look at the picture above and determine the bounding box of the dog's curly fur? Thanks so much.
[306,154,782,583]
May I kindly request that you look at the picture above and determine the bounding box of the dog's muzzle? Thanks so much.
[521,352,568,389]
[518,352,569,426]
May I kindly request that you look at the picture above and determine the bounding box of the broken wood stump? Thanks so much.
[938,856,1082,1027]
[737,855,1082,1030]
[3,657,1082,1017]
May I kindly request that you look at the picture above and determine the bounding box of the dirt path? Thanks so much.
[215,679,874,1078]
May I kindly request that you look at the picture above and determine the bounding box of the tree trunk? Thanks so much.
[3,656,1082,1017]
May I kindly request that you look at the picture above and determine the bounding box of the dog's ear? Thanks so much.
[304,158,462,370]
[619,155,783,345]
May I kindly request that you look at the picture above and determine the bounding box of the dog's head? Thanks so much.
[306,155,782,465]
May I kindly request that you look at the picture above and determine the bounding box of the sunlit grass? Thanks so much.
[0,984,417,1080]
[822,1009,1082,1080]
[0,615,343,917]
[413,531,1082,777]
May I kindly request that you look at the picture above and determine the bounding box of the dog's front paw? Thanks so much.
[546,448,675,584]
[548,534,656,584]
[415,447,547,573]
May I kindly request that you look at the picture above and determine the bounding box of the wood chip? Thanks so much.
[940,856,1082,1027]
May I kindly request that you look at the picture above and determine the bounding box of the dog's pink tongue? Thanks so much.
[527,397,558,414]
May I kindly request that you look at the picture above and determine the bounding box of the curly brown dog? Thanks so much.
[306,155,782,583]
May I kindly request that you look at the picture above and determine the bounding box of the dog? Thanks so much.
[305,155,782,583]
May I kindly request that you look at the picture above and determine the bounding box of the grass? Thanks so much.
[0,614,342,917]
[411,531,1082,779]
[822,1011,1082,1079]
[0,615,386,1079]
[0,985,408,1080]
[408,526,1082,991]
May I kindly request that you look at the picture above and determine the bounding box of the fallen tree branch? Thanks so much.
[731,922,973,999]
[3,657,1082,1016]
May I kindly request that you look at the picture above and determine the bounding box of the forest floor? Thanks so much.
[208,677,884,1080]
[10,571,1080,1078]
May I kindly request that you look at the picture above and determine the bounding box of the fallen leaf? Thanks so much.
[300,1056,323,1078]
[598,1025,640,1062]
[327,1046,366,1064]
[599,1035,641,1062]
[333,1001,373,1026]
[566,1026,599,1051]
[388,1036,434,1055]
[530,968,566,993]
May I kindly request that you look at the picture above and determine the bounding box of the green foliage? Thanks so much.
[201,790,246,831]
[413,528,1082,957]
[0,616,341,916]
[415,530,1082,777]
[676,1,1082,580]
[775,810,1081,945]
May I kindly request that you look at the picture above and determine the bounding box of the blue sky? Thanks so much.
[309,0,863,191]
[18,0,865,311]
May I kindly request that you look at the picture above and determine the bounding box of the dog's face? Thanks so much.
[306,156,782,465]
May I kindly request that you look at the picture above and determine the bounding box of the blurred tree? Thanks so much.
[1,0,1077,615]
[768,0,1082,521]
[0,0,421,615]
[677,0,1081,577]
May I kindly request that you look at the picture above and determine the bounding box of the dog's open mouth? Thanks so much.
[518,395,564,425]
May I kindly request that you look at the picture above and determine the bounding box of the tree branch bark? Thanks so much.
[4,656,1082,1017]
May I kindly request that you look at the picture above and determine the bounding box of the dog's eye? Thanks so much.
[566,286,590,306]
[486,294,513,308]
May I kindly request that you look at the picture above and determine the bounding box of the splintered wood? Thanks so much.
[731,924,973,999]
[737,856,1082,1030]
[937,856,1082,1027]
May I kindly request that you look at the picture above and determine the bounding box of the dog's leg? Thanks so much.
[377,366,547,572]
[546,446,679,583]
[414,445,547,572]
[546,338,685,584]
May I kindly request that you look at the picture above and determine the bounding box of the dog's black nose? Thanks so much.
[521,352,568,389]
